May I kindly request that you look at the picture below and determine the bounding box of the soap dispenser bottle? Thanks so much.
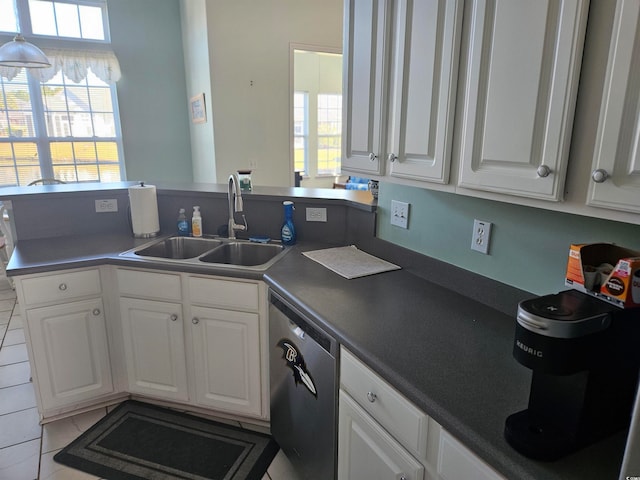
[281,201,296,245]
[177,208,189,236]
[192,206,203,237]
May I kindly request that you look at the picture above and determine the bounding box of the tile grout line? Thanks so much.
[36,425,43,480]
[0,435,40,451]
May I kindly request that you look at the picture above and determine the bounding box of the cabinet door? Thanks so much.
[438,430,506,480]
[458,0,588,201]
[119,297,188,401]
[27,298,113,410]
[338,391,425,480]
[342,0,391,176]
[190,305,262,416]
[387,0,462,184]
[587,0,640,214]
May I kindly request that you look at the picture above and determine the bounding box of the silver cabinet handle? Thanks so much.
[368,152,377,162]
[387,153,397,163]
[536,165,551,177]
[92,308,101,316]
[591,168,609,183]
[170,314,178,322]
[366,391,377,403]
[58,283,67,291]
[192,317,199,325]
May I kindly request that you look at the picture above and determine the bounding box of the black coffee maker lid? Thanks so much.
[517,290,616,339]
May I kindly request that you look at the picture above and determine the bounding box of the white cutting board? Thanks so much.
[302,245,401,279]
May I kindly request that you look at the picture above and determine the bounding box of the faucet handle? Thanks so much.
[240,214,248,231]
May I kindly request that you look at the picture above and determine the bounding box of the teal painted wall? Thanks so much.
[377,183,640,295]
[108,0,192,182]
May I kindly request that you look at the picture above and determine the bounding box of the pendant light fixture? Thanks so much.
[0,34,51,68]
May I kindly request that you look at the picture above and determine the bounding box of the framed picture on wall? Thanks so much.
[190,93,206,124]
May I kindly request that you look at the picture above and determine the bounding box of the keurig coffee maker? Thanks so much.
[504,289,640,461]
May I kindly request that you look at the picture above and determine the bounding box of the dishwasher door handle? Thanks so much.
[270,292,336,357]
[291,323,306,340]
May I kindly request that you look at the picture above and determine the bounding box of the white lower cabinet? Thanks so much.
[339,347,434,480]
[117,268,187,402]
[119,297,188,401]
[116,267,268,419]
[187,275,267,418]
[190,305,261,416]
[338,347,505,480]
[15,267,116,416]
[26,297,113,410]
[438,430,506,480]
[339,390,425,480]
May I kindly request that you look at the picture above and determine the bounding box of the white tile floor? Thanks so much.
[0,276,301,480]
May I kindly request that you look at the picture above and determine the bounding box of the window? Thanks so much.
[292,90,342,178]
[28,0,107,40]
[0,0,123,186]
[317,93,341,175]
[293,91,308,174]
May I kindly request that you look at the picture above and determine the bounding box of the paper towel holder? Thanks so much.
[128,181,160,238]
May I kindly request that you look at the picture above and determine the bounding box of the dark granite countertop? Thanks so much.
[263,245,627,480]
[6,233,289,280]
[6,234,626,480]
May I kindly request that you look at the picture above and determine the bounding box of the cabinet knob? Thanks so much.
[170,314,178,322]
[536,165,552,178]
[368,152,377,162]
[366,391,377,403]
[92,308,101,316]
[591,168,609,183]
[387,153,397,163]
[192,317,200,325]
[58,283,67,291]
[400,476,407,480]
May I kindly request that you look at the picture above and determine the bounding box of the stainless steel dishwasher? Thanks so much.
[269,290,338,480]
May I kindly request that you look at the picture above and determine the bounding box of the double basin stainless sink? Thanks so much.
[120,235,288,271]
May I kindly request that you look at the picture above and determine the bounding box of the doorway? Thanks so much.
[290,45,342,188]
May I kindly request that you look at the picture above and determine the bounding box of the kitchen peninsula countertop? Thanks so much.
[264,244,627,480]
[6,233,627,480]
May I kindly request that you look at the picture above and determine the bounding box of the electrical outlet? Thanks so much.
[306,207,327,222]
[95,199,118,213]
[471,219,492,254]
[390,200,409,229]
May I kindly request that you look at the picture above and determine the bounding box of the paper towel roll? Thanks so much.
[129,183,160,238]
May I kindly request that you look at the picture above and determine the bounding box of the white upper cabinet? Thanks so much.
[387,0,463,183]
[342,0,462,182]
[587,0,640,214]
[342,0,391,176]
[457,0,589,201]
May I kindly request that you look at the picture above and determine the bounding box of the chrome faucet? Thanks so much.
[228,174,248,239]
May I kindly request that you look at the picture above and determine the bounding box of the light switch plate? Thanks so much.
[391,200,409,229]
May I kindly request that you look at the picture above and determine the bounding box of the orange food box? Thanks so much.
[565,243,640,308]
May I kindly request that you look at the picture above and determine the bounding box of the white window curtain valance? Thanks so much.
[0,48,121,84]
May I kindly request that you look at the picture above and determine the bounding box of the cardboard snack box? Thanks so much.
[565,243,640,308]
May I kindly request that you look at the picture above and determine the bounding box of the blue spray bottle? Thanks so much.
[281,201,296,245]
[177,208,189,236]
